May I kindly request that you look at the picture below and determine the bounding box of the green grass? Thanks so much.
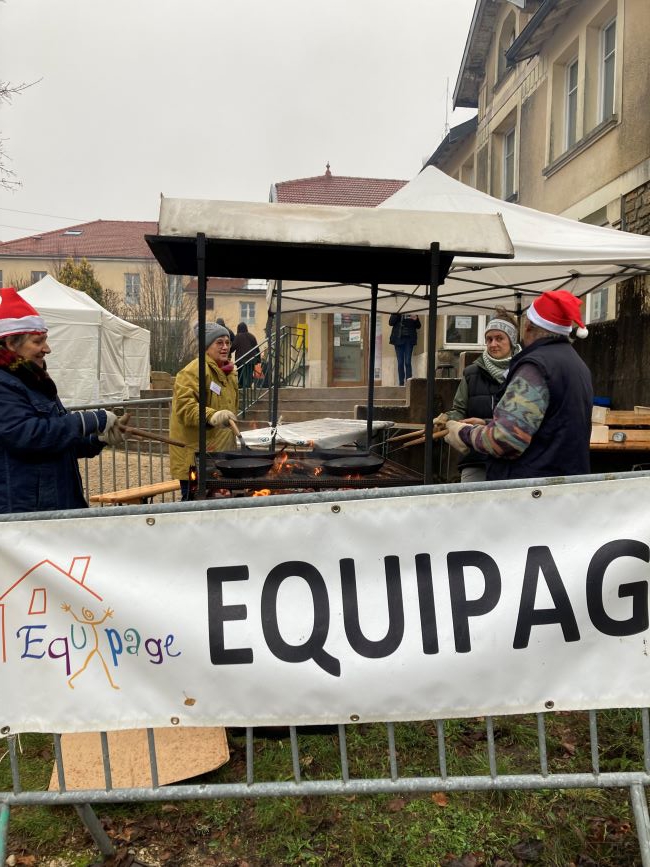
[1,712,646,865]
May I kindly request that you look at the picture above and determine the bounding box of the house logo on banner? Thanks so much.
[0,555,181,688]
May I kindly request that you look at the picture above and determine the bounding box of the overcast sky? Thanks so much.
[0,0,476,242]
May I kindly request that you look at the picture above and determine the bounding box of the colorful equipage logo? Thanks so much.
[1,556,181,690]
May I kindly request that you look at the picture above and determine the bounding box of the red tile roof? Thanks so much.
[273,167,407,207]
[185,277,256,294]
[0,220,158,259]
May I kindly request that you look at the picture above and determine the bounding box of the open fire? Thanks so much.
[190,450,422,500]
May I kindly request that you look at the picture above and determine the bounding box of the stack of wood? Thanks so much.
[590,406,650,450]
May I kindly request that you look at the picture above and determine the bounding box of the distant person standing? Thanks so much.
[389,313,421,386]
[232,322,259,388]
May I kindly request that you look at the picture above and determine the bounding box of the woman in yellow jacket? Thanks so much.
[170,322,239,499]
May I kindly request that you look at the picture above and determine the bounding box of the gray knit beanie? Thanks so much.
[194,321,230,348]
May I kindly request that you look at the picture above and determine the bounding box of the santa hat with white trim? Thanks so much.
[527,290,588,339]
[0,287,47,338]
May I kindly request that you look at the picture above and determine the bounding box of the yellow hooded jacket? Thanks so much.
[169,355,239,481]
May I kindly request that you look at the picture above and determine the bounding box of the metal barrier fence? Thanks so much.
[68,397,177,504]
[3,475,650,863]
[2,710,650,863]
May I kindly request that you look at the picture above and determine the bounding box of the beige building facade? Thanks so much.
[430,0,650,340]
[0,220,266,343]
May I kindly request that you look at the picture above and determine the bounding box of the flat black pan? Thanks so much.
[209,449,282,461]
[212,457,276,478]
[323,455,385,476]
[311,447,370,461]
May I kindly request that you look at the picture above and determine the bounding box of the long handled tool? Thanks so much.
[120,424,186,449]
[229,417,253,452]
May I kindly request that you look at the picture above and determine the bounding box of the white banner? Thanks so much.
[1,476,649,734]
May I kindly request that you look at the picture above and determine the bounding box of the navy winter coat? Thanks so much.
[0,369,106,513]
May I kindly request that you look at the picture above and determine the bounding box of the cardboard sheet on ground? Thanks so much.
[48,727,229,790]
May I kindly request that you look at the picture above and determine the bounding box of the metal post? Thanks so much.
[424,244,440,484]
[271,280,283,451]
[366,283,378,449]
[630,784,650,867]
[197,233,207,499]
[74,804,116,857]
[0,802,9,867]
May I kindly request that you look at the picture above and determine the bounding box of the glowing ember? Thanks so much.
[313,466,324,476]
[252,488,271,497]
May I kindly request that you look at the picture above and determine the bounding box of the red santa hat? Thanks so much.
[0,287,47,338]
[527,290,588,339]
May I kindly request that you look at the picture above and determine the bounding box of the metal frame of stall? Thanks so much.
[146,200,513,493]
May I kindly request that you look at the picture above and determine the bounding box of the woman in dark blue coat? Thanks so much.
[0,288,123,514]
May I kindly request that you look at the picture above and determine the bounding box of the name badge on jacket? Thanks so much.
[210,382,222,396]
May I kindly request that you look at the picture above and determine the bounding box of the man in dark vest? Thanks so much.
[444,290,593,481]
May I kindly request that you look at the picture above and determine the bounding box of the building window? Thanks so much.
[0,270,3,288]
[587,287,609,323]
[503,128,516,200]
[600,18,616,121]
[497,13,516,83]
[444,314,487,349]
[125,273,141,305]
[240,301,255,325]
[167,274,183,306]
[565,58,579,149]
[206,297,214,312]
[31,271,47,283]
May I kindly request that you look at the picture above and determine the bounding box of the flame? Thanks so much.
[313,466,323,476]
[253,488,271,497]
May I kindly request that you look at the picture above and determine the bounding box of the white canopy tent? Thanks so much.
[20,275,151,406]
[267,165,650,315]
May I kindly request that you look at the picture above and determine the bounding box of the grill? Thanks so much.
[191,452,423,499]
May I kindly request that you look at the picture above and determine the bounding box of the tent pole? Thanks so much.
[197,233,207,499]
[424,243,440,485]
[366,283,378,449]
[271,280,282,451]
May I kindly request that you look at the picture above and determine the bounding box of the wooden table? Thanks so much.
[89,480,181,506]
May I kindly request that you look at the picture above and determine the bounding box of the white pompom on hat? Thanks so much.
[0,287,47,338]
[527,290,589,339]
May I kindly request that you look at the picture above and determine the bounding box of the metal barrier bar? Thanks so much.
[537,713,548,777]
[0,802,9,867]
[630,784,650,867]
[147,728,159,789]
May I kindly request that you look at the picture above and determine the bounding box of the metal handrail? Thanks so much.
[237,325,306,419]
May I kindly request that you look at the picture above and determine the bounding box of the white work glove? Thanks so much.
[209,409,236,428]
[444,419,471,455]
[98,411,125,446]
[433,412,449,430]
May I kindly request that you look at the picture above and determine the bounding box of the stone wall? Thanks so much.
[574,181,650,409]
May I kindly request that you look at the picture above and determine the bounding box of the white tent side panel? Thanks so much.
[20,276,150,405]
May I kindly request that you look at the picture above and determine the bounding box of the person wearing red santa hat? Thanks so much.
[0,287,125,513]
[444,289,593,481]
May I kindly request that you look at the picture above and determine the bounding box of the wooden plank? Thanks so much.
[590,425,609,444]
[591,441,650,451]
[90,479,180,505]
[591,406,608,424]
[604,411,650,427]
[609,429,650,443]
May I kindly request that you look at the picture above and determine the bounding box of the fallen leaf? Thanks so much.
[386,797,406,812]
[431,791,449,807]
[513,838,544,861]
